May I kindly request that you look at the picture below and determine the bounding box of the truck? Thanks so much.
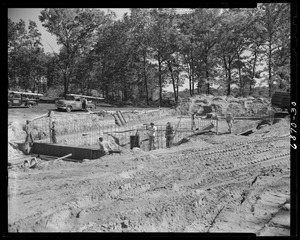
[8,91,42,108]
[56,94,99,112]
[271,91,290,112]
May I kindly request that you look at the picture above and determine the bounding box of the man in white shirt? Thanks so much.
[226,112,234,133]
[147,122,157,150]
[98,137,113,155]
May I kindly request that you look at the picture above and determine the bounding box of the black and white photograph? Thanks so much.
[6,4,296,235]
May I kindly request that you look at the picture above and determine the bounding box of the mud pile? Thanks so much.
[178,94,270,117]
[8,142,24,158]
[254,118,290,138]
[8,121,25,142]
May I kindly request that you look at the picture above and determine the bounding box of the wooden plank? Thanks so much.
[31,154,80,162]
[186,130,211,138]
[54,153,72,161]
[112,113,122,126]
[116,111,126,125]
[103,129,135,134]
[220,117,269,121]
[118,110,127,124]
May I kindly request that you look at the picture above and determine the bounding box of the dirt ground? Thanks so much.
[7,102,291,234]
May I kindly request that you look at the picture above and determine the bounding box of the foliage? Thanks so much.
[39,8,112,97]
[8,19,47,92]
[8,6,291,101]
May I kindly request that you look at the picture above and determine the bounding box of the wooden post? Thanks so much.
[48,110,54,143]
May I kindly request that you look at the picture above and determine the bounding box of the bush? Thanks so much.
[45,86,64,98]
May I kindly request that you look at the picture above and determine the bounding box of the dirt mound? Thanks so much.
[177,94,270,117]
[211,99,229,115]
[8,142,24,159]
[254,118,290,138]
[8,121,25,142]
[226,102,247,116]
[226,95,240,103]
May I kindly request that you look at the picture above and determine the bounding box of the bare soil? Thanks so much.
[7,102,290,234]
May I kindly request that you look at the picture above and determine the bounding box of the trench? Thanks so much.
[27,110,219,158]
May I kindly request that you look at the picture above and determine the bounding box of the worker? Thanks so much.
[165,122,174,148]
[82,98,87,110]
[226,112,234,133]
[191,112,197,131]
[37,129,47,140]
[98,137,113,155]
[147,122,157,151]
[50,121,57,144]
[23,120,34,155]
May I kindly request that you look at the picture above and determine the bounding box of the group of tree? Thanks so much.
[8,4,291,106]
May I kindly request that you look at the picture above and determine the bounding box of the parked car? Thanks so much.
[56,94,96,112]
[8,92,39,108]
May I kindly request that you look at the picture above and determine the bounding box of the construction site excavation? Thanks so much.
[8,95,291,235]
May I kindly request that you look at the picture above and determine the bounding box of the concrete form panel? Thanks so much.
[30,143,103,160]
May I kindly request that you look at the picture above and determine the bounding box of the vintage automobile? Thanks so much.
[8,91,41,108]
[56,94,98,112]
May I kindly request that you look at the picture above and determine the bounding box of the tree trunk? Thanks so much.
[227,60,232,96]
[143,53,149,105]
[63,72,69,97]
[176,74,179,103]
[189,75,192,96]
[250,51,257,96]
[105,86,109,100]
[169,64,177,104]
[278,73,284,89]
[192,75,195,95]
[237,54,243,97]
[205,53,210,95]
[188,64,192,96]
[123,78,128,101]
[158,55,162,107]
[268,41,272,97]
[190,50,194,96]
[223,55,230,96]
[207,83,210,95]
[206,69,210,95]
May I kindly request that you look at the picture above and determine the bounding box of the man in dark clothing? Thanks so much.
[50,121,57,144]
[226,112,234,133]
[24,120,34,154]
[165,122,174,148]
[82,98,87,110]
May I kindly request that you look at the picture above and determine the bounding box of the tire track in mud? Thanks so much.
[9,134,290,232]
[71,134,290,232]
